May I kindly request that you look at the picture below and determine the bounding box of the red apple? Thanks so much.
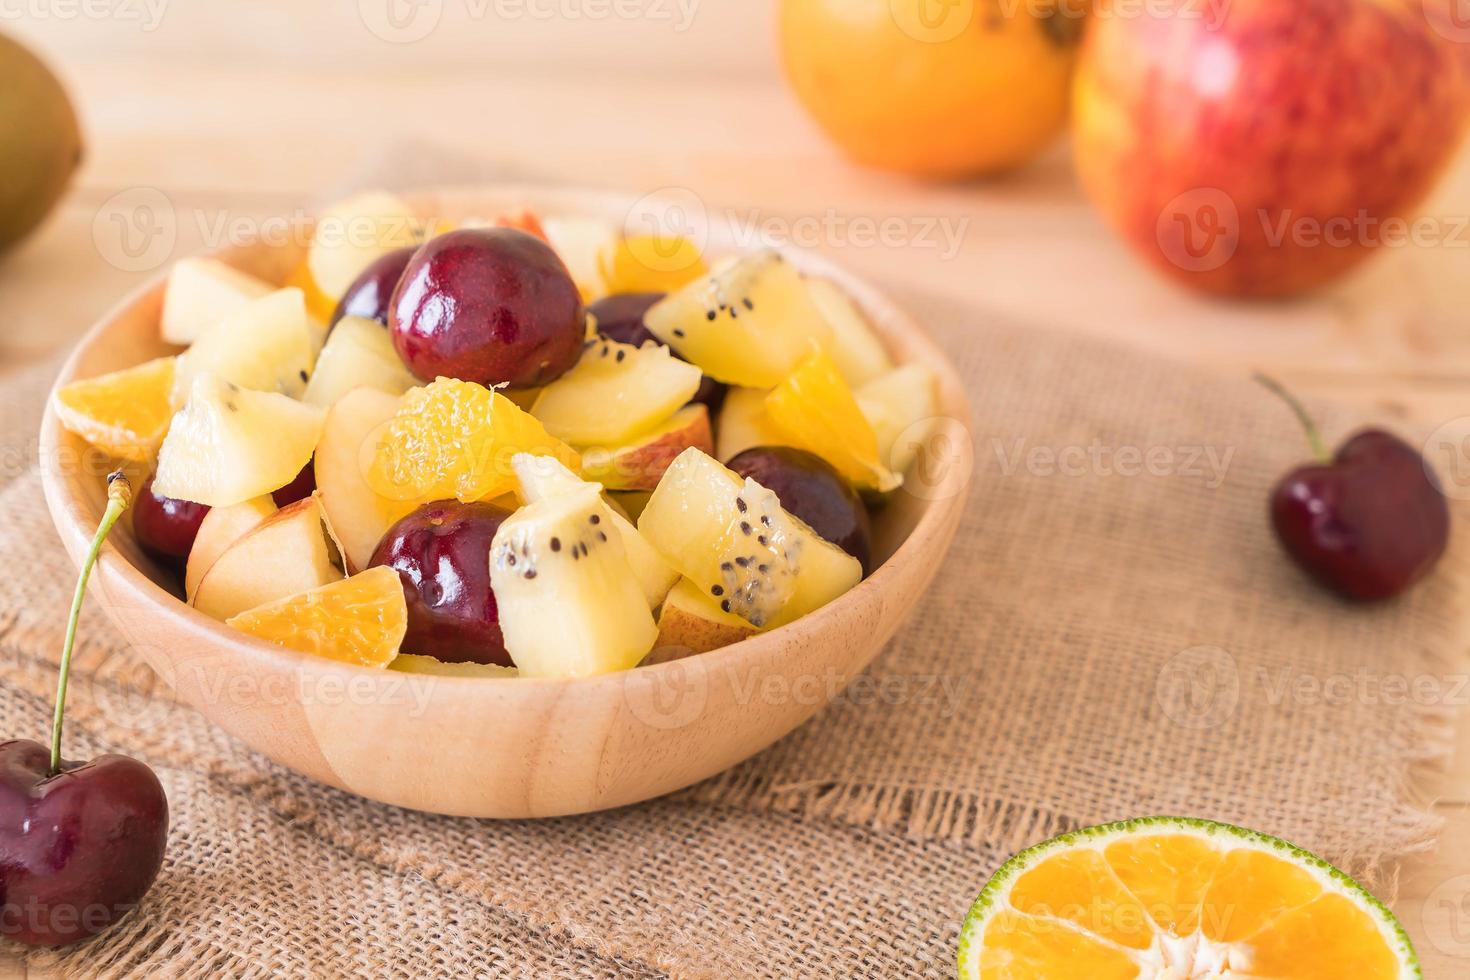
[579,405,713,491]
[1073,0,1470,297]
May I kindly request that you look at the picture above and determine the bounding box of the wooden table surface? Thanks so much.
[3,4,1469,975]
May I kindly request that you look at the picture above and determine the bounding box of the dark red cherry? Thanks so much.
[589,292,726,412]
[271,459,317,508]
[0,740,168,946]
[1271,429,1449,602]
[132,471,208,563]
[1259,375,1450,602]
[330,245,415,329]
[390,228,584,388]
[369,500,513,666]
[728,446,872,574]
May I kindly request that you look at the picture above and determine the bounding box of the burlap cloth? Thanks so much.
[0,284,1462,978]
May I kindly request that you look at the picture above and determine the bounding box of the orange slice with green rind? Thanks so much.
[52,356,176,462]
[227,566,407,668]
[958,817,1418,979]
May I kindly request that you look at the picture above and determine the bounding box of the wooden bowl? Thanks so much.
[40,187,972,818]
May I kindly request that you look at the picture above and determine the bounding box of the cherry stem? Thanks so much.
[1254,373,1330,465]
[51,471,132,776]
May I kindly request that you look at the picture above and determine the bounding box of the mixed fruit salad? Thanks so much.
[53,192,940,679]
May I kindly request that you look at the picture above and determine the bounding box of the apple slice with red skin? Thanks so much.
[580,404,712,491]
[191,493,345,621]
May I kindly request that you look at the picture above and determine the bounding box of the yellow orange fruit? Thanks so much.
[598,235,708,296]
[958,817,1417,979]
[779,0,1084,178]
[52,356,177,462]
[368,377,579,509]
[283,259,339,324]
[765,350,900,492]
[227,566,407,669]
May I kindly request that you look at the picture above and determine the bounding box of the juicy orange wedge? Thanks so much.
[283,259,339,324]
[958,817,1418,980]
[367,377,579,509]
[227,566,407,668]
[52,356,177,462]
[765,349,901,492]
[598,235,708,295]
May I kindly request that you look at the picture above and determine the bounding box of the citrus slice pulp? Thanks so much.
[226,566,407,668]
[957,817,1418,980]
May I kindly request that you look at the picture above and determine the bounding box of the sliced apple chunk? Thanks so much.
[646,577,759,664]
[307,191,422,301]
[227,566,405,669]
[153,374,325,507]
[644,249,832,388]
[314,387,406,573]
[512,453,677,609]
[542,216,615,300]
[490,484,657,678]
[184,495,277,601]
[638,448,861,628]
[302,315,419,409]
[806,278,893,386]
[171,288,317,404]
[193,494,344,621]
[531,338,701,446]
[714,386,788,463]
[579,404,712,491]
[160,256,274,345]
[856,363,940,476]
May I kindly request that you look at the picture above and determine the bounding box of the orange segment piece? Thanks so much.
[1199,846,1323,942]
[367,377,579,509]
[283,259,339,324]
[1104,833,1224,936]
[977,910,1139,980]
[765,350,901,492]
[1246,893,1402,980]
[1008,850,1154,951]
[52,356,176,462]
[226,566,407,668]
[598,235,708,295]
